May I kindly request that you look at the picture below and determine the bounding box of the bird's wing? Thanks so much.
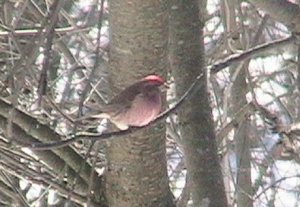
[108,82,142,108]
[79,82,144,119]
[105,91,146,117]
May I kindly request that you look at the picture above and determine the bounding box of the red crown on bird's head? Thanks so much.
[143,75,165,85]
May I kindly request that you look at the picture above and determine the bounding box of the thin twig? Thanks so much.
[210,35,295,74]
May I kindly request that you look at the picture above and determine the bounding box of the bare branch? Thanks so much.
[2,35,296,150]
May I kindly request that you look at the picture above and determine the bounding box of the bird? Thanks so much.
[84,75,166,130]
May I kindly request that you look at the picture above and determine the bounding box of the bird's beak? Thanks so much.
[163,82,169,89]
[160,82,169,92]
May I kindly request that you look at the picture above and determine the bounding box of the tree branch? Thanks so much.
[2,35,296,150]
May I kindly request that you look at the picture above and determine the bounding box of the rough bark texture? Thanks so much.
[169,0,228,206]
[105,1,174,207]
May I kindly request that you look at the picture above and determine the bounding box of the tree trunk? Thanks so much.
[105,1,174,207]
[222,0,253,205]
[231,66,253,207]
[169,0,228,206]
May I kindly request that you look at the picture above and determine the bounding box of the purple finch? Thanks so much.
[89,75,166,130]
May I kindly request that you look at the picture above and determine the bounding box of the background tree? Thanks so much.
[169,0,228,206]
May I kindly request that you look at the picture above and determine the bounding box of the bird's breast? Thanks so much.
[115,93,162,127]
